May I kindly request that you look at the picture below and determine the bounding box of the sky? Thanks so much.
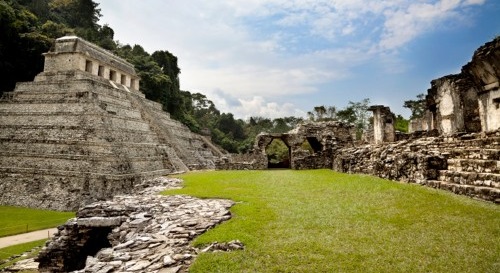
[96,0,500,119]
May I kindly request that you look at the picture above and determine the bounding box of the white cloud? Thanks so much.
[209,95,306,119]
[97,0,487,118]
[379,0,485,51]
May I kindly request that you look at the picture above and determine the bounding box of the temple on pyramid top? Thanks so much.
[40,36,140,91]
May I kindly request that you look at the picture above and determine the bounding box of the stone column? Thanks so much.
[368,105,395,144]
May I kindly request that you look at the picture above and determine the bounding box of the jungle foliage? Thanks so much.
[1,0,410,153]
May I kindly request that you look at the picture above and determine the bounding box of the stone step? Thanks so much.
[2,88,134,109]
[0,102,142,119]
[0,166,170,179]
[447,158,500,173]
[438,170,500,188]
[0,113,151,131]
[0,153,167,174]
[443,148,500,160]
[0,125,158,144]
[427,136,500,150]
[422,180,500,203]
[0,139,167,157]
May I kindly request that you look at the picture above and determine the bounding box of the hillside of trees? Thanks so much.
[1,0,414,153]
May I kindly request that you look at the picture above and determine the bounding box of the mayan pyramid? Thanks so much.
[0,36,224,210]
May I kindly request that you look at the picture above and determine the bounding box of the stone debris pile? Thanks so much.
[36,177,237,273]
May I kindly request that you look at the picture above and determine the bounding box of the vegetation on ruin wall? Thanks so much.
[0,206,73,237]
[1,0,410,154]
[165,170,500,273]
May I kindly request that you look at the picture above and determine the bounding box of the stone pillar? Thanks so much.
[368,105,395,144]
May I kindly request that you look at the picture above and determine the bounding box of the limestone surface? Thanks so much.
[37,177,236,273]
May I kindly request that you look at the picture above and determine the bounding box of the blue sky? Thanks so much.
[96,0,500,119]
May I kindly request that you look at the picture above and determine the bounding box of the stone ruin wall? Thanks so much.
[216,121,355,170]
[335,37,500,203]
[333,131,500,203]
[218,37,500,203]
[463,37,500,132]
[0,36,224,211]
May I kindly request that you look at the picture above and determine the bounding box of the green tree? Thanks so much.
[0,0,52,92]
[266,139,289,165]
[313,105,327,120]
[395,115,409,133]
[403,93,426,119]
[335,98,371,140]
[326,106,337,120]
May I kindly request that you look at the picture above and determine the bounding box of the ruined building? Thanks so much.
[216,121,355,170]
[0,36,224,211]
[335,37,500,203]
[219,37,500,203]
[409,37,500,135]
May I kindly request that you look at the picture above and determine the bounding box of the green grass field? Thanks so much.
[0,239,46,270]
[165,170,500,273]
[0,206,74,238]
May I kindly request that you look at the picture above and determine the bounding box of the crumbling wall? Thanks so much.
[215,153,267,170]
[368,105,395,144]
[217,121,355,170]
[426,75,480,135]
[333,131,500,203]
[463,37,500,132]
[333,138,447,183]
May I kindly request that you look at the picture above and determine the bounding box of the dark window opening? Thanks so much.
[493,97,500,109]
[85,60,92,73]
[306,137,323,153]
[121,74,126,85]
[110,70,116,81]
[98,65,104,77]
[265,138,290,168]
[64,227,112,272]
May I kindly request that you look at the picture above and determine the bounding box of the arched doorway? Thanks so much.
[265,138,291,168]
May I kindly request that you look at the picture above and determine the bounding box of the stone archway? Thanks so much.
[255,133,293,169]
[266,138,291,168]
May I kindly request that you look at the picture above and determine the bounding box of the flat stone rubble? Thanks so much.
[36,177,236,273]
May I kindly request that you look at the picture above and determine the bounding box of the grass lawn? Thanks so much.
[0,239,46,270]
[165,170,500,273]
[0,206,74,237]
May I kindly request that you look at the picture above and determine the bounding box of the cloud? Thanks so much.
[211,95,306,119]
[379,0,486,51]
[97,0,487,118]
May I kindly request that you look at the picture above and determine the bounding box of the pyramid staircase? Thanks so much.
[0,71,220,210]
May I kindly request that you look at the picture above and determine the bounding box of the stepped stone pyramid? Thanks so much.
[0,36,224,210]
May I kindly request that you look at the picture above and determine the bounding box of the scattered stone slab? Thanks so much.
[36,177,239,273]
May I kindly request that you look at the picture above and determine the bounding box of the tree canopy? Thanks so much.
[1,0,412,153]
[404,93,427,119]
